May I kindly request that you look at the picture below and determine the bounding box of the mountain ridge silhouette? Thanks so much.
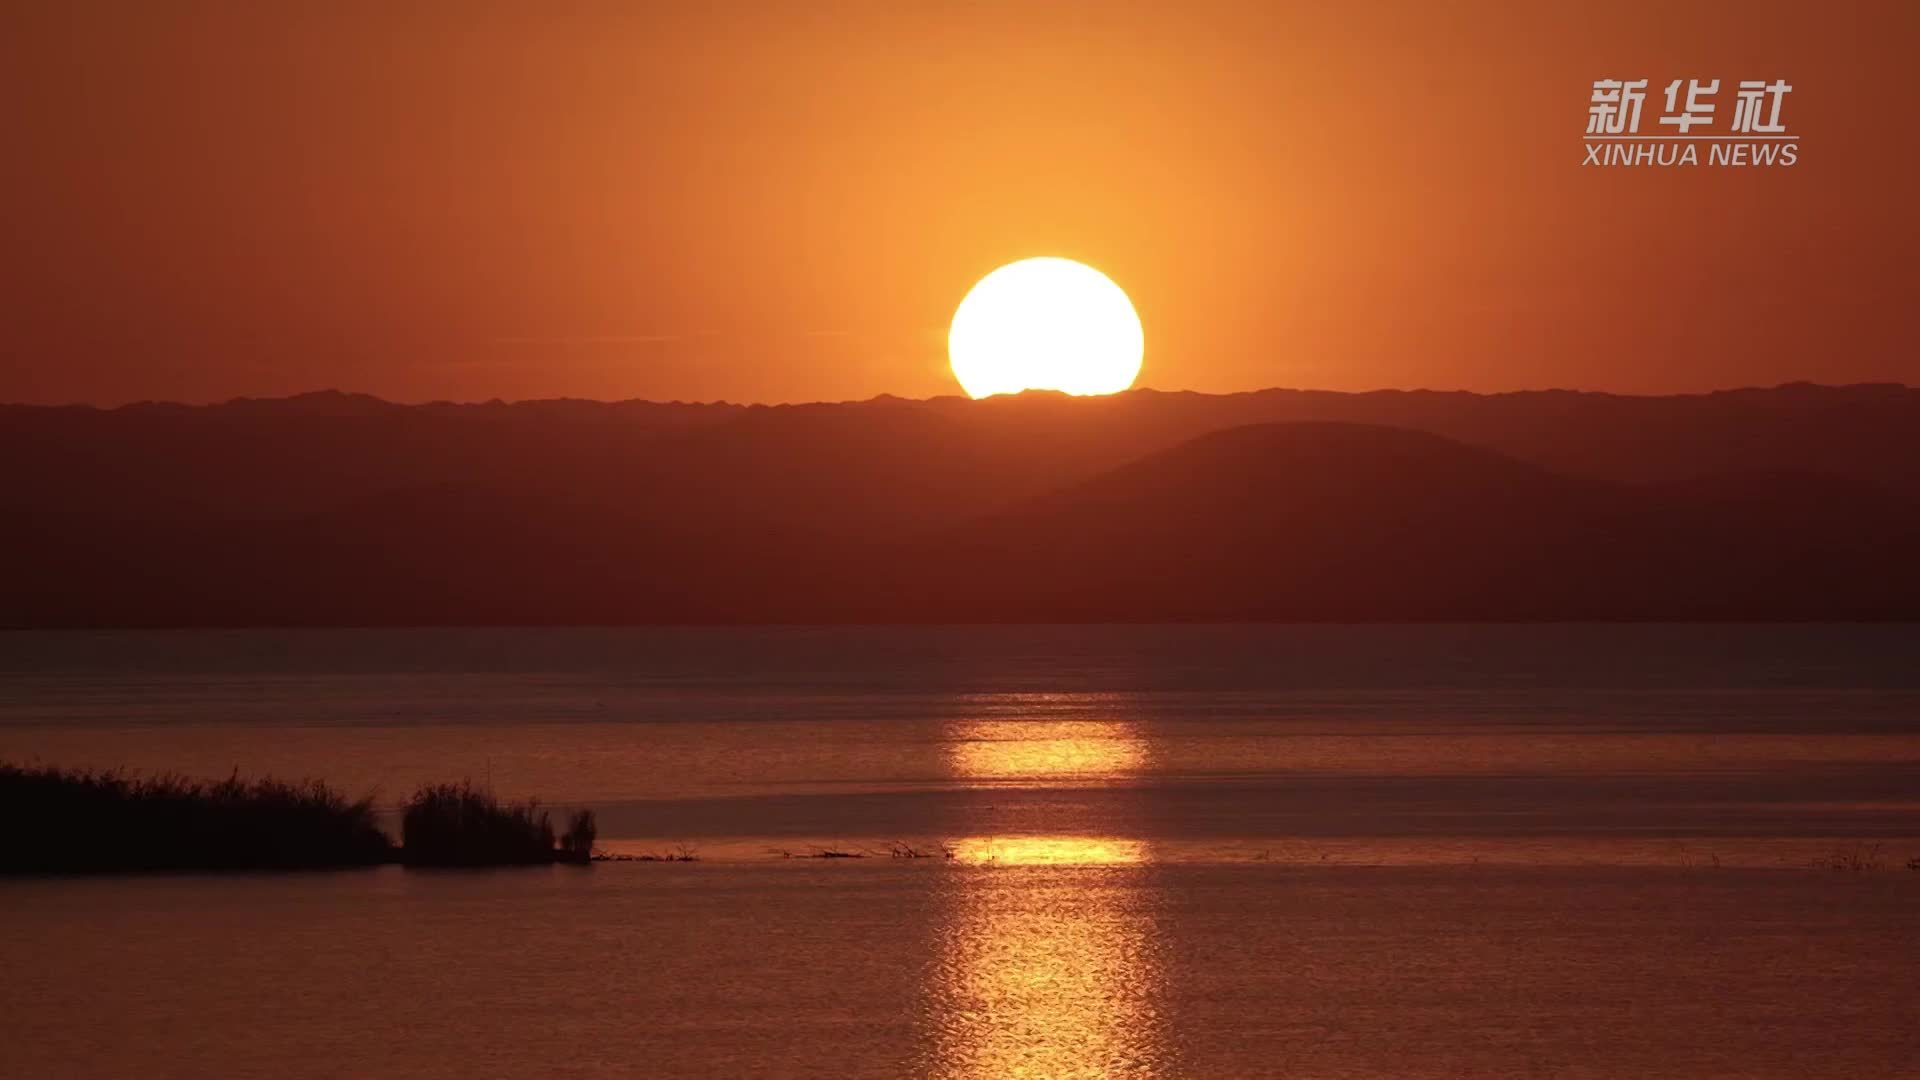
[4,383,1917,624]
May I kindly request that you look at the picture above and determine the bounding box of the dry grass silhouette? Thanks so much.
[399,781,557,867]
[1,762,392,872]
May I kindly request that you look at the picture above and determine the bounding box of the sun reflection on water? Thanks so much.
[924,706,1167,1075]
[946,718,1146,784]
[923,862,1166,1078]
[947,835,1148,866]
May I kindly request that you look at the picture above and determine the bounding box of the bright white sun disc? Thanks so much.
[947,257,1143,399]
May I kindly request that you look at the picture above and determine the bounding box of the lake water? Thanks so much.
[2,625,1918,1076]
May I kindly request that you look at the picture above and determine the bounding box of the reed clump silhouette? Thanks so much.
[558,809,597,864]
[2,763,621,872]
[0,762,394,872]
[399,781,560,867]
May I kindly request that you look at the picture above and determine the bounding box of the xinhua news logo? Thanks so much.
[1585,79,1798,167]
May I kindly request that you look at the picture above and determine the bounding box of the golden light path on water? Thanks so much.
[925,702,1168,1077]
[946,718,1147,784]
[947,835,1149,866]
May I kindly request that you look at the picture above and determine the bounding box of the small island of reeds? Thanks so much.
[401,781,596,867]
[0,763,596,874]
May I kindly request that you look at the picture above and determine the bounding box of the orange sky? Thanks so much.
[1,1,1914,405]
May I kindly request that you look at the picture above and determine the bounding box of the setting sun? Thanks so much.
[948,257,1145,399]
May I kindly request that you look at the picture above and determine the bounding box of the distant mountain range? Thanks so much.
[4,382,1917,625]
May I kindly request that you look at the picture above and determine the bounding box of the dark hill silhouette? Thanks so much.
[892,423,1637,620]
[4,384,1919,624]
[888,423,1920,621]
[8,382,1919,538]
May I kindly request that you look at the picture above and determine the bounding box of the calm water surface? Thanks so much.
[2,625,1917,1076]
